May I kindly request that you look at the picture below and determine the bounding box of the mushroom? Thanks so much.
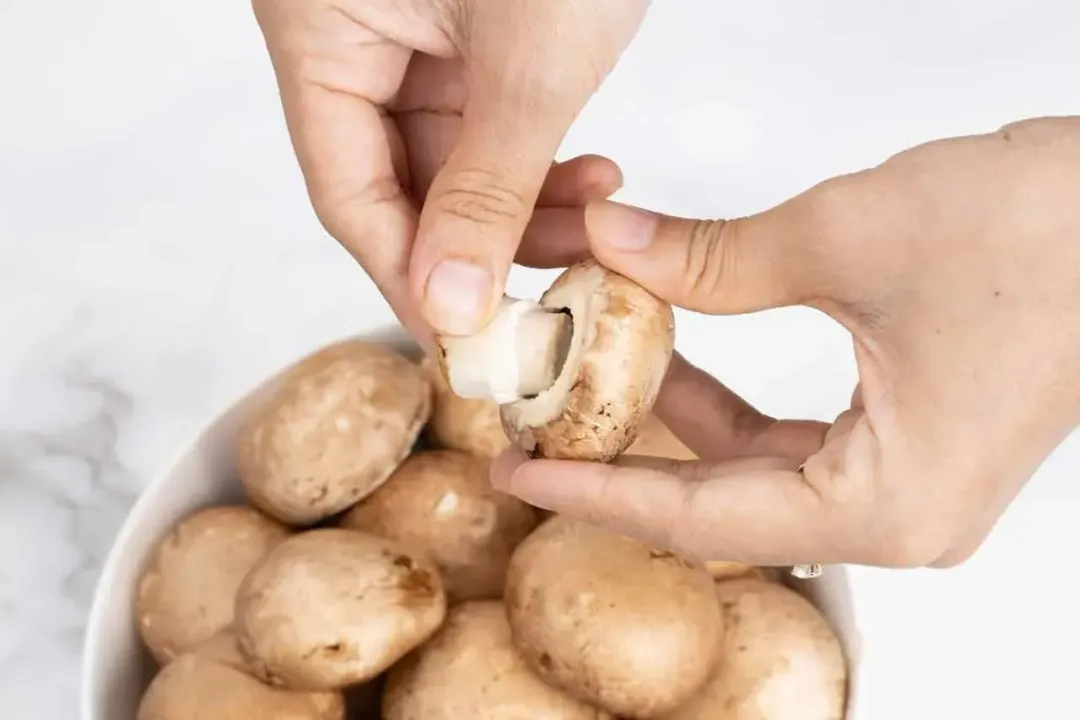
[339,449,540,602]
[136,628,345,720]
[234,527,447,691]
[421,356,510,458]
[660,578,847,720]
[383,600,611,720]
[435,259,675,462]
[236,339,432,526]
[504,516,722,718]
[135,505,292,664]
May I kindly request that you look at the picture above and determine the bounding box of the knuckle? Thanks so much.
[683,219,736,300]
[433,167,528,227]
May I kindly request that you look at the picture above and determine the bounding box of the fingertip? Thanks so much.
[417,257,498,336]
[573,154,624,200]
[490,447,530,492]
[584,200,658,254]
[541,154,624,206]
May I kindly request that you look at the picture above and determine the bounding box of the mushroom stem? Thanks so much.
[436,296,573,404]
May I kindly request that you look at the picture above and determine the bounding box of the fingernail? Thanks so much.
[424,259,493,335]
[585,200,658,252]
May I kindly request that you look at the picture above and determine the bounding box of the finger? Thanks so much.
[655,353,828,462]
[509,156,623,268]
[515,207,594,269]
[265,35,431,343]
[492,451,837,566]
[409,10,641,336]
[409,103,585,335]
[581,174,872,314]
[537,154,623,206]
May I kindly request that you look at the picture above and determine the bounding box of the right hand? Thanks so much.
[252,0,649,347]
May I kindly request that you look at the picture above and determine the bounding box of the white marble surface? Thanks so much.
[2,0,1079,718]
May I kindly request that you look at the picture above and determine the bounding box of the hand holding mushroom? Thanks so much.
[493,117,1080,572]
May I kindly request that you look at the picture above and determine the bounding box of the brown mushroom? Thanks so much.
[383,600,611,720]
[236,340,431,526]
[136,628,344,720]
[421,356,511,458]
[504,516,722,718]
[135,505,291,664]
[234,528,447,691]
[339,449,539,602]
[661,578,847,720]
[436,259,674,462]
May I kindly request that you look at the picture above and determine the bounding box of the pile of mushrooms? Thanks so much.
[133,259,848,720]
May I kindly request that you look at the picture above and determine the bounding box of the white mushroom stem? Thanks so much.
[437,296,573,404]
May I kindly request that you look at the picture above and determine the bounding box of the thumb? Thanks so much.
[583,181,856,314]
[410,1,648,336]
[410,97,573,336]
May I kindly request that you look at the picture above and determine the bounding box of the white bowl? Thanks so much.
[81,325,865,719]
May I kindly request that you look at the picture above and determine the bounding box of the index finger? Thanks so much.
[492,452,842,567]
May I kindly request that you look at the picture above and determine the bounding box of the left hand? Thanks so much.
[492,117,1080,569]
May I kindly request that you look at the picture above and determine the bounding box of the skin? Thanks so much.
[494,117,1080,569]
[251,0,643,344]
[661,579,846,720]
[504,516,722,719]
[137,629,345,720]
[135,505,292,664]
[339,449,540,602]
[383,600,612,720]
[500,259,675,462]
[421,356,511,457]
[257,3,1080,565]
[236,340,432,526]
[235,528,447,692]
[625,422,778,581]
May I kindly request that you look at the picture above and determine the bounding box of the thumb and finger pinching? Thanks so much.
[490,189,876,566]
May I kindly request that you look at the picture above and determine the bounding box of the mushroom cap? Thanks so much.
[235,528,447,691]
[421,356,511,457]
[339,449,540,602]
[504,516,722,718]
[500,260,674,462]
[236,340,432,526]
[661,578,847,720]
[383,600,612,720]
[137,630,344,720]
[135,505,291,664]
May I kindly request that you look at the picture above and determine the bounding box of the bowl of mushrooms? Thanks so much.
[81,259,863,719]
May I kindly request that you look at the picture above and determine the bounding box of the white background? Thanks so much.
[1,1,1078,718]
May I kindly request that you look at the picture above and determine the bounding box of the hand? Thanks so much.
[252,0,648,347]
[493,116,1080,569]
